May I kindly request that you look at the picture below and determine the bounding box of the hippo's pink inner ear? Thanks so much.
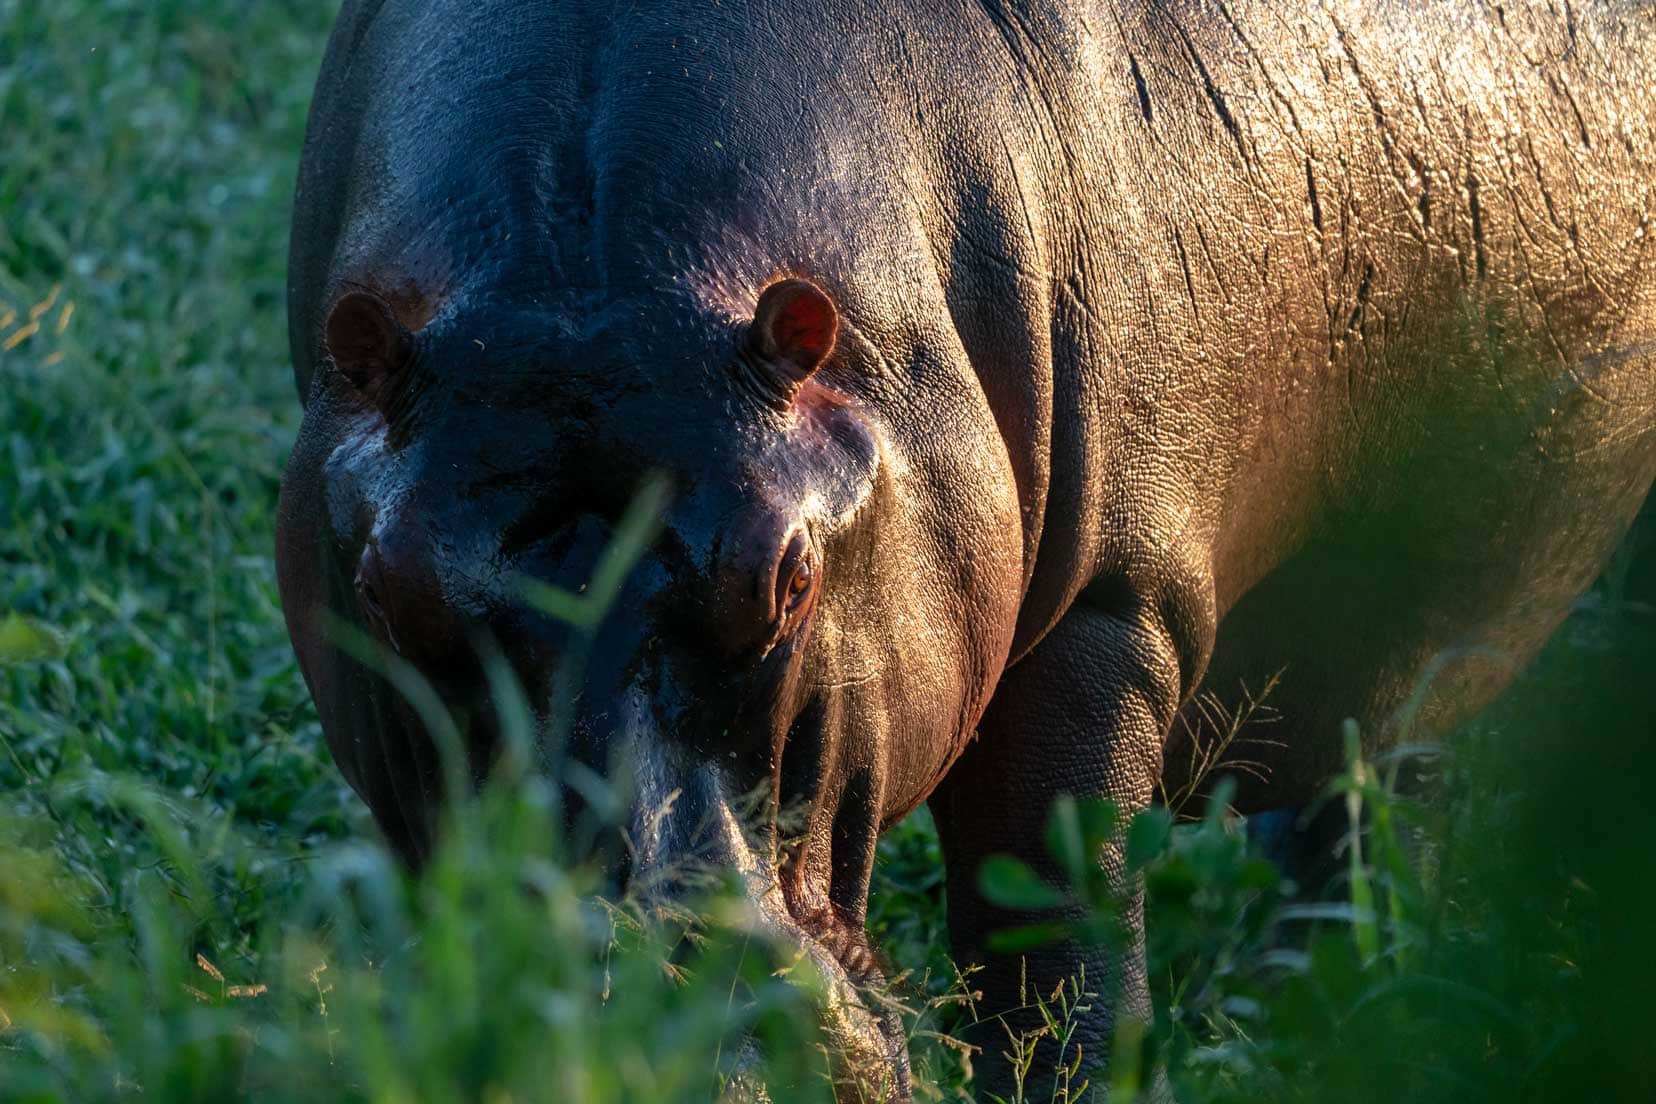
[751,278,838,382]
[325,291,412,395]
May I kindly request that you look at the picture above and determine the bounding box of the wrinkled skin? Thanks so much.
[279,1,1656,1098]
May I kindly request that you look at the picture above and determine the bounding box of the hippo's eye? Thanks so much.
[776,531,816,619]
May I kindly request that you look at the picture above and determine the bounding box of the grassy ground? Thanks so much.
[4,3,1655,1102]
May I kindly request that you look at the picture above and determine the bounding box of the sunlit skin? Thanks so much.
[278,1,1656,1098]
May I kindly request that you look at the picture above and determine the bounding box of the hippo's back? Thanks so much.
[1113,0,1656,804]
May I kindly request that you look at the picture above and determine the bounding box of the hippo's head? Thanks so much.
[275,274,1024,1097]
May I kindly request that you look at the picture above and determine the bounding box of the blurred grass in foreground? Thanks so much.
[971,593,1656,1104]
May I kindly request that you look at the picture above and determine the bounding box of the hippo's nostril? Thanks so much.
[355,573,377,612]
[350,529,474,665]
[354,549,399,650]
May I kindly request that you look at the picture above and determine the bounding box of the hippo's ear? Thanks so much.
[325,291,413,399]
[749,278,838,401]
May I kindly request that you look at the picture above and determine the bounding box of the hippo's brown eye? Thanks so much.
[776,532,815,619]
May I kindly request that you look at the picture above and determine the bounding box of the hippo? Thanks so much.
[276,0,1656,1098]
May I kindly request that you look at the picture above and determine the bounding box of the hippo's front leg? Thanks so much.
[932,582,1197,1101]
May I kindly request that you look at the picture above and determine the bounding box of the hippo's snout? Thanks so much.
[613,707,911,1102]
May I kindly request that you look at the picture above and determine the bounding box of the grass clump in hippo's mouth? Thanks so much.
[611,782,922,1101]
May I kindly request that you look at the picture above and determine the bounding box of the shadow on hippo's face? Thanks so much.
[277,277,936,1099]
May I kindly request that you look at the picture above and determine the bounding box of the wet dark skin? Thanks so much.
[278,1,1656,1099]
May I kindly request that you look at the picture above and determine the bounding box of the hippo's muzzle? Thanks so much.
[604,688,912,1102]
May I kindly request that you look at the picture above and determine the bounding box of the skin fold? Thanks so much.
[278,1,1656,1098]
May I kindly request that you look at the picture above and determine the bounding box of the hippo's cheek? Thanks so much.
[275,460,335,697]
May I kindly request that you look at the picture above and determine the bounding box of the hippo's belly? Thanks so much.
[1167,329,1656,811]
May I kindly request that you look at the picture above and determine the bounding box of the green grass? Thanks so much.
[4,2,1655,1101]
